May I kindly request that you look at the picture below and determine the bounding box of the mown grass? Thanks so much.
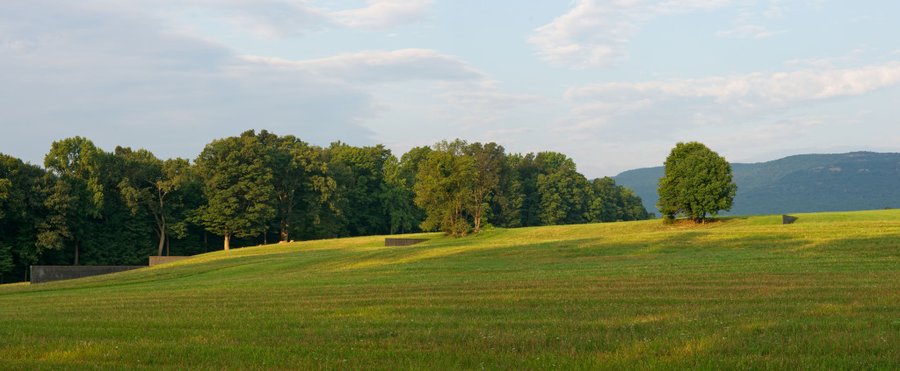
[1,210,898,370]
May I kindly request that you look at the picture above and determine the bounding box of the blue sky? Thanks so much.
[2,0,899,177]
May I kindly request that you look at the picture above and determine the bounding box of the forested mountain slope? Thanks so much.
[615,152,900,215]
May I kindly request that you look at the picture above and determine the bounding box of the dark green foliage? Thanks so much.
[39,137,108,264]
[464,142,506,232]
[414,140,475,236]
[589,177,651,222]
[413,143,650,236]
[0,133,650,282]
[388,146,431,234]
[115,147,196,256]
[511,153,542,227]
[534,152,592,225]
[382,157,420,234]
[255,131,333,242]
[316,143,396,238]
[489,154,524,228]
[0,179,9,216]
[0,154,46,282]
[193,131,276,250]
[0,243,11,282]
[657,142,737,222]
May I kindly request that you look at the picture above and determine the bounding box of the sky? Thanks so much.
[1,0,899,178]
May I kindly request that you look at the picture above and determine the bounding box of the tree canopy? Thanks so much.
[0,132,651,283]
[193,131,277,250]
[657,142,737,222]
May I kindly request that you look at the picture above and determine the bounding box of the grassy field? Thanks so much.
[1,210,899,369]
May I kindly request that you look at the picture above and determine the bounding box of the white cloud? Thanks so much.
[715,2,785,39]
[330,0,431,30]
[242,49,482,84]
[0,0,535,166]
[0,1,436,163]
[552,62,900,176]
[529,0,732,68]
[159,0,430,37]
[528,1,636,68]
[241,49,541,133]
[567,62,900,109]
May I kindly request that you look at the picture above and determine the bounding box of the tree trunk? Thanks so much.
[157,190,167,256]
[224,233,231,251]
[280,219,289,242]
[474,202,482,233]
[157,224,166,256]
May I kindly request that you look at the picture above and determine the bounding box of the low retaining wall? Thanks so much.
[385,238,428,247]
[148,256,190,266]
[30,265,144,284]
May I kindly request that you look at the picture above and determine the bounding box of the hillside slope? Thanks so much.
[1,210,899,369]
[615,151,900,215]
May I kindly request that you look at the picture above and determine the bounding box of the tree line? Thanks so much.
[0,130,650,282]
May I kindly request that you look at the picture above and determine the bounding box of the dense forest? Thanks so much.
[0,130,649,282]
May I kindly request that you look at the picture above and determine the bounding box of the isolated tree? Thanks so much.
[194,131,276,250]
[657,142,737,222]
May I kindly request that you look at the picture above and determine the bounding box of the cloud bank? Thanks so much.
[530,0,731,68]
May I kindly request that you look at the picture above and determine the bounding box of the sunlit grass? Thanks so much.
[1,210,899,369]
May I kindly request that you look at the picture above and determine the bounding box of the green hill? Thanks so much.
[615,151,900,215]
[1,210,899,369]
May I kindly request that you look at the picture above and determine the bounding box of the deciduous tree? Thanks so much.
[116,148,194,256]
[414,140,475,236]
[657,142,737,222]
[255,131,333,243]
[464,142,505,233]
[39,137,105,264]
[193,131,276,250]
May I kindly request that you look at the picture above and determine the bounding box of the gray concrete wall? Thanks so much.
[385,238,428,247]
[30,265,143,284]
[148,256,190,266]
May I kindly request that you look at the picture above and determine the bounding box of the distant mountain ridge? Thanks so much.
[614,151,900,216]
